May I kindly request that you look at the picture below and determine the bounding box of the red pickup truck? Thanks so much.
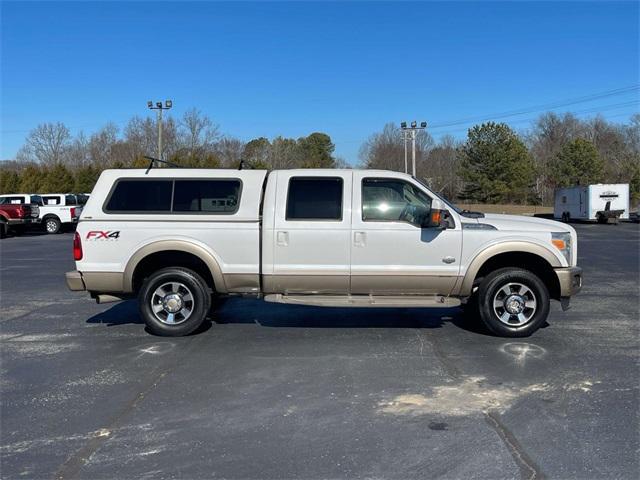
[0,200,40,238]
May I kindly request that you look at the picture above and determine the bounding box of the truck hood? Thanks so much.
[479,213,571,233]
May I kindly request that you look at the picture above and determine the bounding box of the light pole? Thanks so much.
[400,121,427,177]
[400,123,408,174]
[147,100,172,159]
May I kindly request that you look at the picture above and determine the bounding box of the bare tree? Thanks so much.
[65,131,90,168]
[88,123,119,167]
[270,136,302,169]
[215,136,246,168]
[426,135,461,199]
[179,108,220,161]
[17,122,71,165]
[359,123,433,175]
[124,115,179,162]
[527,113,587,203]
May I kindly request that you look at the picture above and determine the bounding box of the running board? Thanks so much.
[263,294,460,308]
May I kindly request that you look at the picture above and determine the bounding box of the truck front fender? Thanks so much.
[455,241,562,297]
[123,240,227,293]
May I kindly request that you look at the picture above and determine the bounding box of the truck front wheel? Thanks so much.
[138,267,211,336]
[477,268,550,337]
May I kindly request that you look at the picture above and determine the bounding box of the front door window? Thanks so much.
[362,178,431,227]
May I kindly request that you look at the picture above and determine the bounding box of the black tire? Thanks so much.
[44,216,61,234]
[0,221,7,239]
[477,268,550,337]
[138,267,212,336]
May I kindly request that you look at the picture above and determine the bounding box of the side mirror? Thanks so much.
[422,208,450,229]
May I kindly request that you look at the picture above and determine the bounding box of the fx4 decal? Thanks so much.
[86,230,120,240]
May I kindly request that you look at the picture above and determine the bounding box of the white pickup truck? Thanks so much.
[0,193,83,234]
[66,168,582,337]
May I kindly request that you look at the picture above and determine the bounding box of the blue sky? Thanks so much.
[1,1,638,164]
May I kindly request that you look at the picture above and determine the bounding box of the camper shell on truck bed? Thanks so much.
[67,168,582,338]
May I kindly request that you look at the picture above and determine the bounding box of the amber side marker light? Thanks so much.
[430,210,441,225]
[551,238,566,250]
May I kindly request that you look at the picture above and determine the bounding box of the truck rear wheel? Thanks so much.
[138,267,211,336]
[44,216,61,234]
[477,268,550,337]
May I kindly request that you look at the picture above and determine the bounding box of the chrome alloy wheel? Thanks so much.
[46,219,58,233]
[492,282,537,327]
[150,282,194,325]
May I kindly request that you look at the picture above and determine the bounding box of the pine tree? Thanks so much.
[0,169,20,194]
[458,122,536,203]
[74,165,100,192]
[18,165,44,193]
[299,133,336,168]
[551,138,604,187]
[42,164,75,193]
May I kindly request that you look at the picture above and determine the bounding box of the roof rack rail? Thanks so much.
[144,156,182,175]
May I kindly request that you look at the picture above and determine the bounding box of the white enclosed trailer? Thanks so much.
[554,184,630,222]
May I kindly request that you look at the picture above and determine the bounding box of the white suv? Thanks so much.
[66,168,582,337]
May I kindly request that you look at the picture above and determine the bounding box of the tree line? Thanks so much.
[360,113,639,204]
[1,108,638,203]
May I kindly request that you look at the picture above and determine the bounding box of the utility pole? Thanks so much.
[400,121,427,177]
[147,100,172,159]
[411,129,416,178]
[401,130,409,174]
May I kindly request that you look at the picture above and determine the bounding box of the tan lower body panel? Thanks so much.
[223,273,260,293]
[351,275,458,296]
[263,274,458,296]
[82,272,125,293]
[262,275,349,294]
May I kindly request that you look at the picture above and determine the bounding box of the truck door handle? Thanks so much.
[276,231,289,246]
[354,231,366,247]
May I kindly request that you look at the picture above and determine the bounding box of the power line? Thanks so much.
[428,85,639,129]
[431,101,638,137]
[338,100,638,144]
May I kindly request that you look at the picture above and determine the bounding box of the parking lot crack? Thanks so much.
[485,411,545,480]
[421,332,544,480]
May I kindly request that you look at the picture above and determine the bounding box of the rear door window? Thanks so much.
[42,196,62,205]
[105,180,173,212]
[286,177,343,221]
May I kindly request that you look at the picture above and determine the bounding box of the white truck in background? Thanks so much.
[0,194,83,234]
[554,184,630,223]
[66,168,582,338]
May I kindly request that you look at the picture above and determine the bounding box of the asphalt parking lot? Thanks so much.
[1,223,638,479]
